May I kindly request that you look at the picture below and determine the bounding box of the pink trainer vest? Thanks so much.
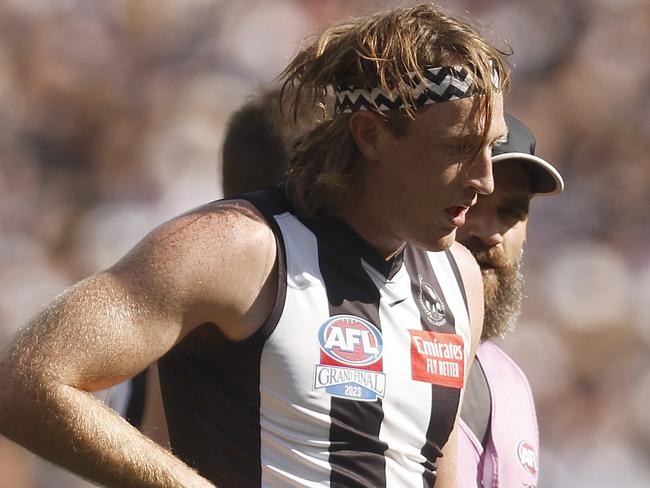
[457,341,539,487]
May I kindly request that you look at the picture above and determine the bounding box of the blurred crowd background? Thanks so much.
[0,0,648,486]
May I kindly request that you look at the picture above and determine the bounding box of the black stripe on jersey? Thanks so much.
[124,370,147,428]
[159,323,268,488]
[403,246,462,488]
[303,216,389,488]
[444,249,469,317]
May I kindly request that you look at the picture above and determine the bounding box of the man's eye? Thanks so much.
[493,135,508,147]
[488,137,507,155]
[447,143,475,156]
[499,207,525,221]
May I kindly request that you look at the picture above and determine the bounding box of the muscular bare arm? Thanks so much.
[435,240,485,488]
[0,200,277,487]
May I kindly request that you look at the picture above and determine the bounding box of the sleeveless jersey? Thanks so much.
[158,187,472,487]
[457,341,539,487]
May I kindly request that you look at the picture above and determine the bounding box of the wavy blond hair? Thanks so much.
[280,4,511,217]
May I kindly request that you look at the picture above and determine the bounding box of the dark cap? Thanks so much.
[492,114,564,196]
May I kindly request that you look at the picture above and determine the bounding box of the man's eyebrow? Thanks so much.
[434,130,508,147]
[455,130,509,143]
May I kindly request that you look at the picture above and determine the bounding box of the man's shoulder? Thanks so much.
[107,197,280,340]
[111,197,279,291]
[157,197,278,252]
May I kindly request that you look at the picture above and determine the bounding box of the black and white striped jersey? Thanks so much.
[158,186,472,487]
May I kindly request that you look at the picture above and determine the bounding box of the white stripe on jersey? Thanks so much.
[364,261,432,486]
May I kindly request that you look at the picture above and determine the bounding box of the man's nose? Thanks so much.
[464,147,494,196]
[462,207,503,247]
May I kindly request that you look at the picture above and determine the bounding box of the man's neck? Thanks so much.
[336,182,405,260]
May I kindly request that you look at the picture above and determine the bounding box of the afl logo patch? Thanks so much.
[517,440,538,477]
[318,315,383,366]
[417,275,447,326]
[313,315,386,401]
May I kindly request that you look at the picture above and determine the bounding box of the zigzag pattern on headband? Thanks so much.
[334,66,478,114]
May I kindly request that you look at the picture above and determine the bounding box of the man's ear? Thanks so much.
[349,111,383,161]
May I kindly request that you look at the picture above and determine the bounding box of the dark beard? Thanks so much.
[464,242,524,341]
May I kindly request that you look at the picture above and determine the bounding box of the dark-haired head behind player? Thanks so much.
[221,89,292,197]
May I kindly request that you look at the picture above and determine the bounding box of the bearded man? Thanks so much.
[457,114,564,487]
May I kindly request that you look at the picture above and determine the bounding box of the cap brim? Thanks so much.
[491,152,564,196]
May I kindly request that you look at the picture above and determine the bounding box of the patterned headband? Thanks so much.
[334,65,499,114]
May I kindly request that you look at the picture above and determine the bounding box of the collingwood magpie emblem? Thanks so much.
[417,274,447,326]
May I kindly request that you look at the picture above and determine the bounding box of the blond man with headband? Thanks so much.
[0,5,509,487]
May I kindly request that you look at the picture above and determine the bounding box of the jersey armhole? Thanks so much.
[255,223,287,340]
[231,188,289,342]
